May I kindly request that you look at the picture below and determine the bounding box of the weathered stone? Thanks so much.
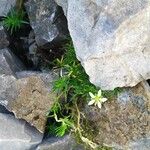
[84,81,150,149]
[0,74,16,103]
[25,0,68,47]
[0,0,16,16]
[0,72,56,133]
[55,0,150,90]
[16,71,57,88]
[0,113,43,150]
[29,42,39,67]
[0,48,24,104]
[0,50,55,133]
[36,135,84,150]
[0,48,25,75]
[0,26,9,49]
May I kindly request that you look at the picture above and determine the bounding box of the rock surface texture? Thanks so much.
[0,113,43,150]
[55,0,150,90]
[0,0,16,16]
[25,0,68,47]
[0,48,24,104]
[85,81,150,149]
[0,72,55,133]
[0,48,55,133]
[0,48,25,75]
[0,26,9,49]
[36,135,84,150]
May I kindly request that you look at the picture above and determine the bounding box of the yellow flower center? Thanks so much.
[95,95,101,102]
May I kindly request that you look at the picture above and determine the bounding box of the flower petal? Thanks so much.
[97,102,102,109]
[89,92,95,98]
[98,90,102,97]
[101,98,107,103]
[88,100,95,106]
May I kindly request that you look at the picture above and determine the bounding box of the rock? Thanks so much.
[0,74,16,103]
[84,81,150,149]
[0,71,56,133]
[16,71,57,86]
[36,135,84,150]
[0,26,9,49]
[55,0,150,90]
[0,49,55,133]
[25,0,68,48]
[0,113,43,150]
[0,48,24,105]
[0,48,25,75]
[0,0,16,16]
[29,42,39,67]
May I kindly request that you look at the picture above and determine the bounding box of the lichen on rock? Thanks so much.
[84,81,150,149]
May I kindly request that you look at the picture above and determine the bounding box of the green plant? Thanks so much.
[53,42,98,99]
[48,39,121,149]
[54,114,74,137]
[2,9,28,34]
[47,100,74,137]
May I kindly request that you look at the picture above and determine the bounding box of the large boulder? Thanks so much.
[84,81,150,149]
[25,0,68,48]
[0,113,42,150]
[0,26,9,49]
[55,0,150,90]
[0,0,16,16]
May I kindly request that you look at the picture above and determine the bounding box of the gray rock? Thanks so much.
[55,0,150,90]
[36,135,84,150]
[127,138,150,150]
[0,113,43,150]
[0,0,16,16]
[16,70,57,88]
[25,0,68,47]
[0,71,56,133]
[84,81,150,149]
[0,48,25,75]
[0,49,55,133]
[0,48,25,112]
[29,42,39,67]
[0,26,9,49]
[0,74,16,103]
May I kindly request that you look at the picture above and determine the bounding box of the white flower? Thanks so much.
[88,90,107,109]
